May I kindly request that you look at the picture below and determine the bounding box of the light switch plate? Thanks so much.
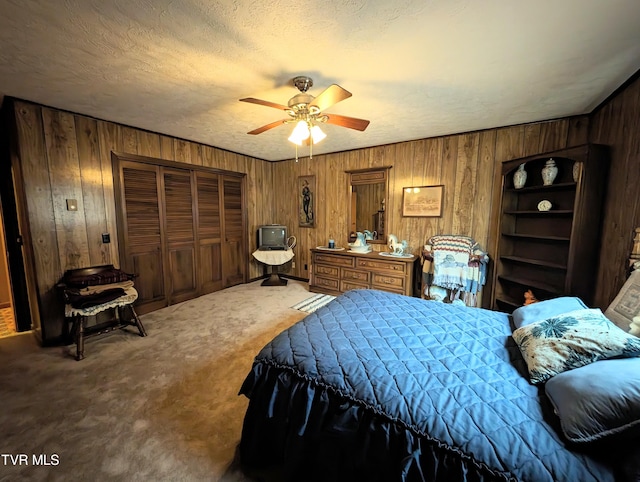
[66,199,78,211]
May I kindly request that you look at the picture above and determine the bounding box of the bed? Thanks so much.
[238,235,640,482]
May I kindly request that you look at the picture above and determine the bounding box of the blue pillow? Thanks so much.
[511,296,587,330]
[545,358,640,443]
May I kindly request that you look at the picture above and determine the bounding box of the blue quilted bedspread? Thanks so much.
[240,289,617,482]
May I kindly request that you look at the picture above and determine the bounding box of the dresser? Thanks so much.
[310,249,418,297]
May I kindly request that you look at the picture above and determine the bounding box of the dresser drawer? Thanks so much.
[315,264,339,278]
[341,268,370,283]
[371,272,405,290]
[314,253,355,268]
[314,276,340,291]
[341,280,370,292]
[356,258,406,274]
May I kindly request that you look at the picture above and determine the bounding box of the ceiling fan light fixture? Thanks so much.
[288,120,310,145]
[310,125,326,144]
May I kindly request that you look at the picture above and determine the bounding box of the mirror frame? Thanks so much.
[345,166,392,245]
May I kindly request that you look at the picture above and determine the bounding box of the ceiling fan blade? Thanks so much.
[240,97,289,111]
[309,84,352,112]
[247,119,287,135]
[324,113,370,131]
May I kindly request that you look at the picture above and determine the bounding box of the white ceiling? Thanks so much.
[1,1,640,162]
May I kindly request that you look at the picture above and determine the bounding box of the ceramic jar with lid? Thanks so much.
[542,158,558,186]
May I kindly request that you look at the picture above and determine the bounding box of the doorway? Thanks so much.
[0,202,16,338]
[0,99,33,338]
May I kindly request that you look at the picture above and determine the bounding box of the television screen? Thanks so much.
[258,225,287,250]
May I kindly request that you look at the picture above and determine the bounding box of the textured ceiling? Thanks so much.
[1,0,640,162]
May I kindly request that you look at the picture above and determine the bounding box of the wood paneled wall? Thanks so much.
[9,99,273,342]
[274,117,590,307]
[590,73,640,307]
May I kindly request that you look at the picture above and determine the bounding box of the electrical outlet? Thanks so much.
[101,233,110,243]
[66,199,78,211]
[292,261,296,268]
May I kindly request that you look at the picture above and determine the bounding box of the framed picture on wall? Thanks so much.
[298,175,316,227]
[402,185,444,217]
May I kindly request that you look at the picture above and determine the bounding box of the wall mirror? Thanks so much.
[346,166,391,245]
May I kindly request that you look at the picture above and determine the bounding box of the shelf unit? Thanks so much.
[490,144,608,313]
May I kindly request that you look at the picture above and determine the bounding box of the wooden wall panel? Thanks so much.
[451,133,479,236]
[42,108,91,270]
[175,139,192,164]
[159,135,175,161]
[523,124,542,156]
[75,116,111,266]
[392,142,414,245]
[538,119,569,153]
[97,121,121,265]
[438,136,459,235]
[190,143,203,166]
[13,103,59,337]
[121,126,138,154]
[590,75,640,307]
[419,138,444,246]
[472,131,497,250]
[567,117,589,147]
[14,104,59,287]
[137,130,161,158]
[403,141,422,250]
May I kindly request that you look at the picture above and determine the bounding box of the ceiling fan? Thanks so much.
[240,76,370,147]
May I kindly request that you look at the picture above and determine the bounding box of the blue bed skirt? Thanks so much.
[240,361,514,482]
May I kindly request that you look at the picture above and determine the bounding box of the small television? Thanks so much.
[257,225,288,250]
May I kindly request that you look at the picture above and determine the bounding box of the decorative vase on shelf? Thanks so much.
[572,161,580,182]
[541,158,558,186]
[513,163,527,189]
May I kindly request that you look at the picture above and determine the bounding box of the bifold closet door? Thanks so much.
[195,172,223,294]
[221,176,246,287]
[116,156,247,314]
[162,168,198,304]
[118,161,166,314]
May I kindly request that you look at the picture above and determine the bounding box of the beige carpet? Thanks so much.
[0,279,314,482]
[0,307,15,338]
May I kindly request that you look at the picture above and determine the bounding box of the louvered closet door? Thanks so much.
[195,172,223,294]
[221,176,246,287]
[162,168,198,304]
[119,161,166,314]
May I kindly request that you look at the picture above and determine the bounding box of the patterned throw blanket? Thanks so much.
[422,234,488,306]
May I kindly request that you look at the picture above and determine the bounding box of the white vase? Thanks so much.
[541,158,558,186]
[572,161,580,182]
[513,163,527,189]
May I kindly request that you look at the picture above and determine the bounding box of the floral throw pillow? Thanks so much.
[512,308,640,384]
